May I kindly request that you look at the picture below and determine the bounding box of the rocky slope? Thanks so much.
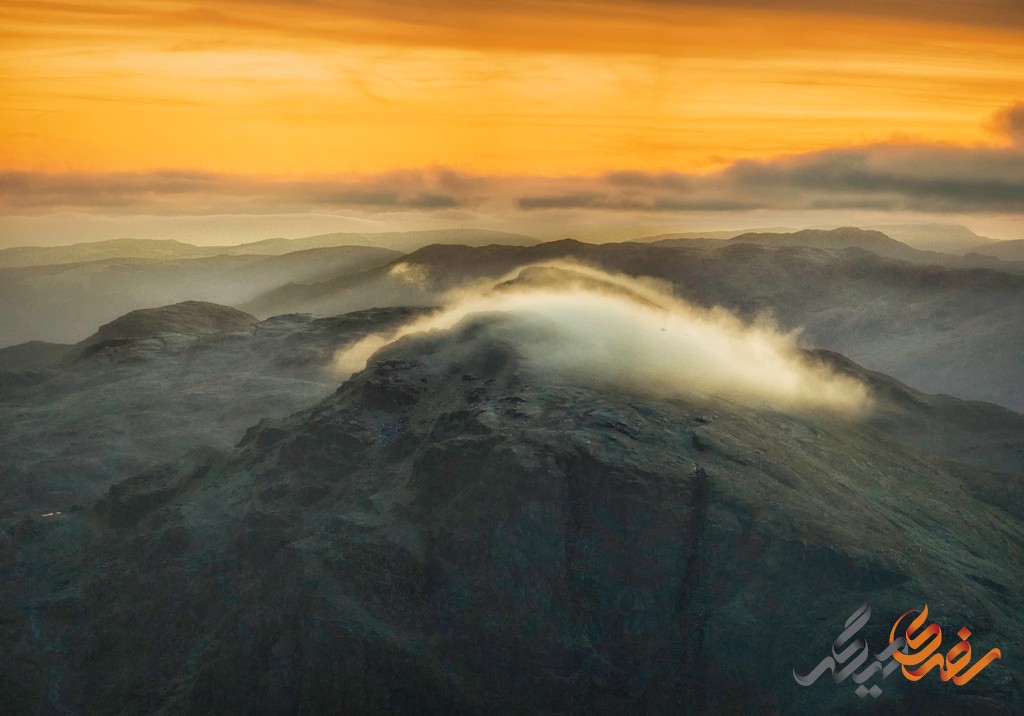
[1,310,1021,714]
[0,304,422,516]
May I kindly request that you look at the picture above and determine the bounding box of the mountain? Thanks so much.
[0,340,72,370]
[1,296,1021,714]
[226,229,539,254]
[635,227,798,241]
[0,238,216,268]
[630,225,999,256]
[724,227,923,261]
[5,299,263,372]
[0,303,423,516]
[74,300,258,352]
[648,227,954,264]
[0,229,537,269]
[636,224,1002,256]
[238,238,1024,413]
[0,246,401,347]
[971,238,1024,262]
[859,223,999,253]
[638,227,1020,272]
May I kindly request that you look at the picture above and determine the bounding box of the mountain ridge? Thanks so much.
[0,229,538,269]
[1,308,1020,714]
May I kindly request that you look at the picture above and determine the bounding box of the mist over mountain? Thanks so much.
[0,229,541,347]
[1,282,1021,713]
[1,228,1022,713]
[5,0,1024,708]
[229,233,1024,412]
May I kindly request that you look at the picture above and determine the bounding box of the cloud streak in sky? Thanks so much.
[3,121,1022,218]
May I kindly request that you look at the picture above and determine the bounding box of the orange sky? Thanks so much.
[3,0,1023,177]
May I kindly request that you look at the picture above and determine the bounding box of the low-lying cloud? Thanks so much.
[333,262,872,414]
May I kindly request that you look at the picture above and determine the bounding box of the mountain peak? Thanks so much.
[76,301,258,350]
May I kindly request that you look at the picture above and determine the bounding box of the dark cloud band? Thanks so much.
[2,113,1022,217]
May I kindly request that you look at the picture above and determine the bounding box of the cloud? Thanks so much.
[994,102,1024,146]
[0,169,467,215]
[718,144,1024,213]
[333,261,872,414]
[2,105,1022,219]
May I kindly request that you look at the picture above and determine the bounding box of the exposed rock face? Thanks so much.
[1,315,1021,714]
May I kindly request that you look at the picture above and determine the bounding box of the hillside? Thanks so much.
[0,304,423,516]
[74,300,258,351]
[1,299,1021,714]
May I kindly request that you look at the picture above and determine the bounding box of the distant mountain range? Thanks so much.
[859,223,999,253]
[641,227,1018,270]
[647,227,925,262]
[0,229,538,269]
[0,245,402,346]
[2,227,1022,412]
[636,223,1004,255]
[636,226,799,241]
[971,238,1024,261]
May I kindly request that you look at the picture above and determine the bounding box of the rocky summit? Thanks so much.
[1,311,1021,715]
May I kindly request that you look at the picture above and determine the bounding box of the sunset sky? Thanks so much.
[1,0,1023,244]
